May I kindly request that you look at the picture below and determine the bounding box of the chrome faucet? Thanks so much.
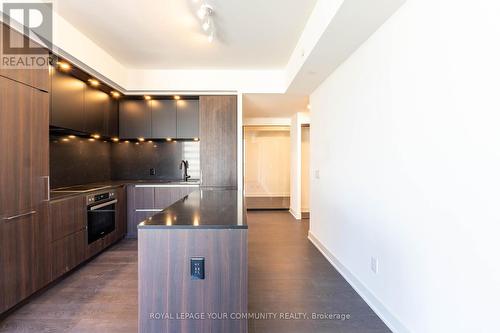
[179,160,191,182]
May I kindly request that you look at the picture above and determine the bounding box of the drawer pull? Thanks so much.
[3,210,37,221]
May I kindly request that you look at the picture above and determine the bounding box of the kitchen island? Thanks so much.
[138,189,248,333]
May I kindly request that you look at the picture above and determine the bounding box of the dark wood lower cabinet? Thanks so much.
[50,196,86,242]
[51,186,127,271]
[52,230,86,279]
[115,186,127,239]
[154,186,198,209]
[127,185,198,238]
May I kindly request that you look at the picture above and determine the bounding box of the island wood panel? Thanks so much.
[50,196,86,242]
[199,96,237,188]
[139,229,248,333]
[0,23,50,92]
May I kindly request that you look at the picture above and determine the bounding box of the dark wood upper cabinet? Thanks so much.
[51,68,118,136]
[106,99,119,138]
[50,69,85,132]
[177,100,199,139]
[119,100,152,139]
[0,75,50,313]
[200,96,237,188]
[84,85,110,135]
[0,23,50,92]
[151,100,177,138]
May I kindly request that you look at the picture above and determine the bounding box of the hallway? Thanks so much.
[0,211,389,332]
[247,211,390,333]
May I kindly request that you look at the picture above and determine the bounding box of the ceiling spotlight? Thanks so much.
[112,137,119,142]
[166,138,172,142]
[138,137,145,142]
[202,19,210,32]
[208,30,214,43]
[92,134,101,139]
[144,95,152,100]
[197,5,207,19]
[111,91,120,98]
[88,79,99,87]
[174,95,181,100]
[57,61,71,71]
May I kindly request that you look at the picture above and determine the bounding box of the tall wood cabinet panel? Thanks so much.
[0,23,50,92]
[199,96,237,188]
[152,100,177,138]
[177,100,199,139]
[50,69,85,131]
[0,74,50,313]
[119,100,152,139]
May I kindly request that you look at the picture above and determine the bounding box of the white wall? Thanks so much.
[301,126,310,212]
[309,0,500,332]
[290,112,310,219]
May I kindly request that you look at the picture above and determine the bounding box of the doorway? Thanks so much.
[244,126,290,210]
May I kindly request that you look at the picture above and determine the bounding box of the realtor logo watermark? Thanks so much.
[1,2,52,69]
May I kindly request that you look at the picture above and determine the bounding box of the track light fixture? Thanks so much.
[195,2,215,43]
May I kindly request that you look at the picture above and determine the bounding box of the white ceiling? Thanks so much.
[53,0,317,70]
[243,94,309,118]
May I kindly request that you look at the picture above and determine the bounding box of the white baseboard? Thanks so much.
[289,208,302,220]
[308,231,410,333]
[244,193,290,198]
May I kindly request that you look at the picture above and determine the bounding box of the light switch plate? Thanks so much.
[371,257,378,274]
[191,257,205,280]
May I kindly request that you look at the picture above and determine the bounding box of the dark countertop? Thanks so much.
[138,189,247,229]
[49,179,200,201]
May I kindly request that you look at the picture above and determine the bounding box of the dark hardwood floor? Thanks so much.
[0,211,390,333]
[0,241,138,332]
[247,211,390,333]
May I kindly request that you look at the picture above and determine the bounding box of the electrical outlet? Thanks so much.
[371,257,378,274]
[315,169,320,179]
[149,168,156,176]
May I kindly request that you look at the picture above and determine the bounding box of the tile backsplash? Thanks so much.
[50,134,200,188]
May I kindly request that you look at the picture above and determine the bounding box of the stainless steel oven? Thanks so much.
[87,190,117,244]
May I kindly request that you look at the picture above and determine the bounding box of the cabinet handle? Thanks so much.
[3,210,37,221]
[43,176,50,201]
